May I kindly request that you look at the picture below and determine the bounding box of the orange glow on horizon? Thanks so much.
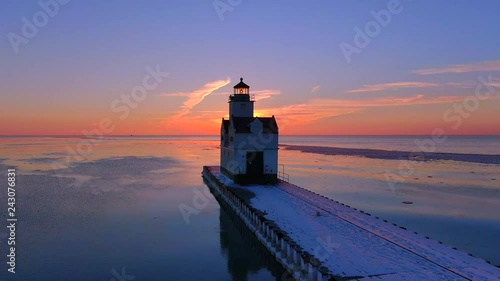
[2,76,500,136]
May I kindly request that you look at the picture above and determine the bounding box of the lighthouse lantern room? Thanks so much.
[220,78,279,184]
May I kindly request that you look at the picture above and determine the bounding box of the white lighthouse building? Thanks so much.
[220,78,279,184]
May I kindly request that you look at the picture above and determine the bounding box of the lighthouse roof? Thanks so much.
[231,117,278,134]
[233,77,250,89]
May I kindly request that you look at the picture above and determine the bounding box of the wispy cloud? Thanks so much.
[348,82,439,93]
[488,78,500,88]
[163,78,231,119]
[159,76,499,133]
[160,93,189,97]
[158,91,499,134]
[253,94,470,127]
[413,60,500,75]
[253,89,281,101]
[258,103,359,126]
[310,85,321,94]
[326,95,464,107]
[444,81,478,88]
[160,85,281,133]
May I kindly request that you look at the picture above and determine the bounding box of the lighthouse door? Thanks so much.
[246,151,264,177]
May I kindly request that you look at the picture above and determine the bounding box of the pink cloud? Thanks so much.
[348,82,439,93]
[162,78,231,119]
[254,94,475,128]
[310,85,321,94]
[488,78,500,88]
[413,60,500,75]
[253,90,281,101]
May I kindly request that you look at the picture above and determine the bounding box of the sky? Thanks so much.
[1,0,499,135]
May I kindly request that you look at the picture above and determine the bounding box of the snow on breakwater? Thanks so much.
[203,166,333,281]
[203,166,500,280]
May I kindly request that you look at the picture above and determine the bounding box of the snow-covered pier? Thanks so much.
[202,166,500,281]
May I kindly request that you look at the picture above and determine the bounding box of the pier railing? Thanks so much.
[228,94,255,101]
[202,166,332,281]
[278,164,289,182]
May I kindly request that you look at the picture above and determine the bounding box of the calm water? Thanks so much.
[0,137,288,281]
[0,135,499,280]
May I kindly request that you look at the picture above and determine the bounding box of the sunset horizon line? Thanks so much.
[2,134,499,137]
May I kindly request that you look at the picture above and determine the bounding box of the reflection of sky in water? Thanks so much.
[0,137,287,281]
[0,135,499,279]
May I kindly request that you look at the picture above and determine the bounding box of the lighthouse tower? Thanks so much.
[220,78,279,184]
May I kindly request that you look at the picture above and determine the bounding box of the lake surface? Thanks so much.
[0,135,499,280]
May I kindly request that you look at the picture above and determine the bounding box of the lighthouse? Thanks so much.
[220,78,279,184]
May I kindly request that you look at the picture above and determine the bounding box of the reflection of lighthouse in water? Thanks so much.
[218,198,288,281]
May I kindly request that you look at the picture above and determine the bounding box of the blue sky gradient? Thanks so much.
[1,0,499,135]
